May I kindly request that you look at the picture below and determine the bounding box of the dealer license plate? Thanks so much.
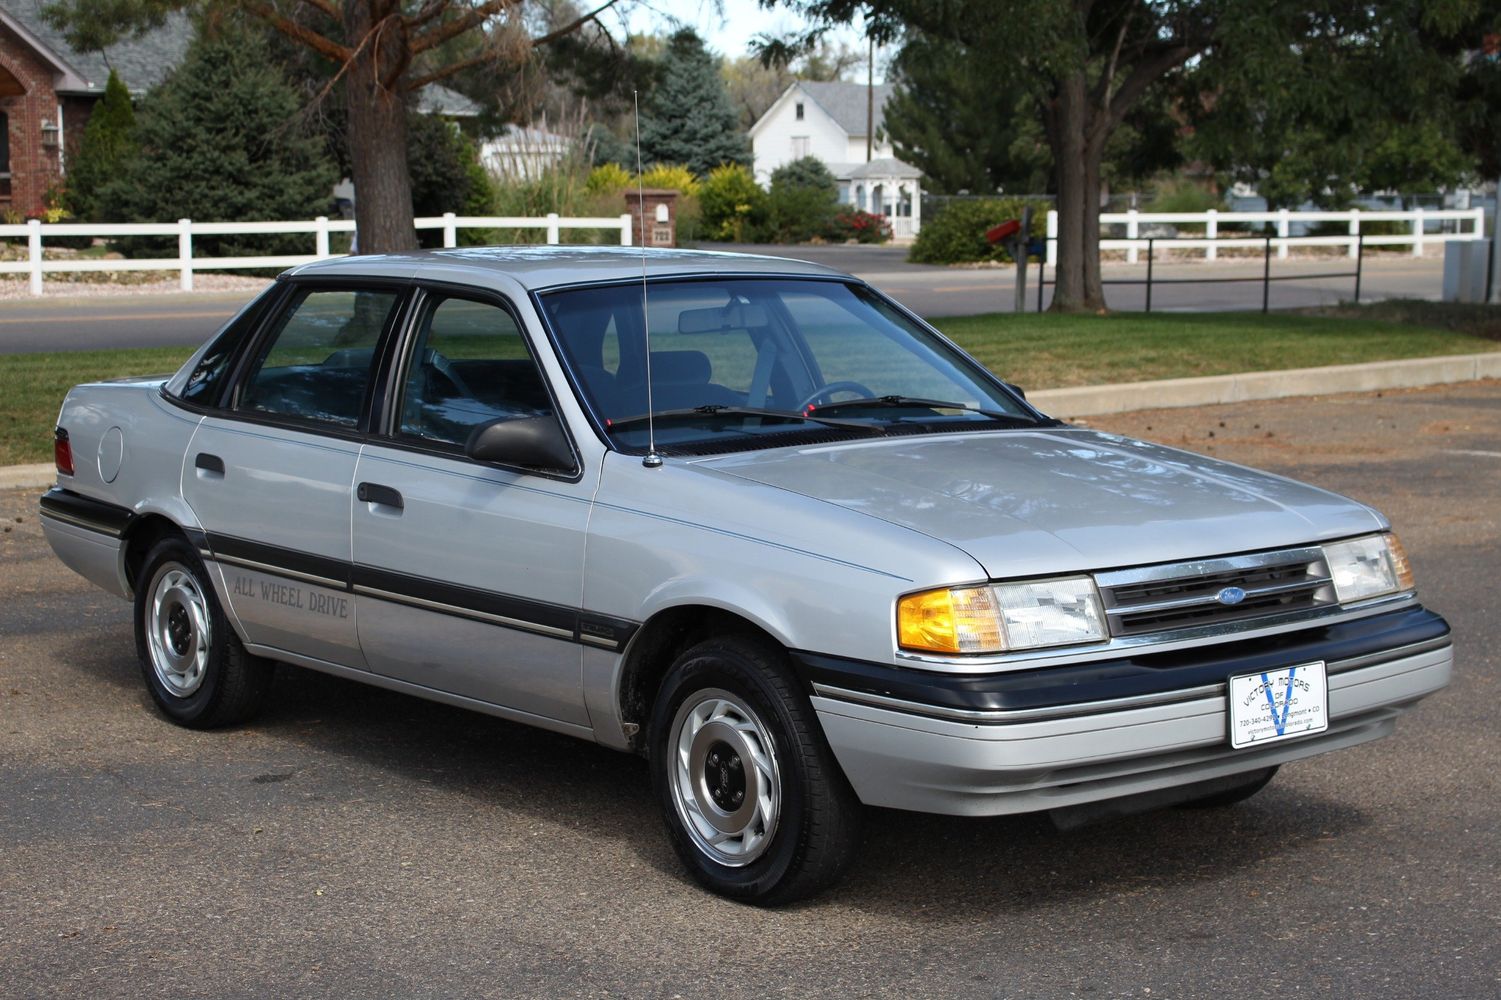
[1228,661,1329,749]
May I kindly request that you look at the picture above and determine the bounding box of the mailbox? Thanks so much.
[986,220,1021,245]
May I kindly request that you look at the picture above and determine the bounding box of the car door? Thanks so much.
[350,286,593,729]
[183,281,407,669]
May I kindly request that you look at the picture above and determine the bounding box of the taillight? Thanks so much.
[54,428,74,476]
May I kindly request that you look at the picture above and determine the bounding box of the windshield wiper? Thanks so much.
[808,395,1024,422]
[606,404,884,434]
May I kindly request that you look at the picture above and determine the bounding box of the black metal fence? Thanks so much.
[1034,235,1368,313]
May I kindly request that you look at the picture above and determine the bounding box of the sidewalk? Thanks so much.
[5,352,1497,490]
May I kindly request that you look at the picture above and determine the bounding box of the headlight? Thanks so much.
[1323,533,1415,603]
[897,576,1107,654]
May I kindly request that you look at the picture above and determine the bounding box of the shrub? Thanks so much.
[699,163,766,242]
[65,69,135,224]
[829,209,892,244]
[586,162,632,194]
[637,163,701,197]
[102,23,336,259]
[1144,178,1224,214]
[766,157,839,243]
[408,114,495,248]
[908,197,1048,264]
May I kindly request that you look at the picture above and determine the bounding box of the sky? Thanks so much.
[612,0,872,67]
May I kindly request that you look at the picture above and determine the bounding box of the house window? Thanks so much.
[795,102,804,121]
[791,136,810,158]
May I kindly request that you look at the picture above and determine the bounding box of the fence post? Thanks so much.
[1277,208,1289,260]
[546,213,560,244]
[1144,238,1155,312]
[26,218,42,296]
[1205,209,1217,262]
[619,213,632,246]
[315,216,330,257]
[1046,210,1057,266]
[442,212,457,249]
[1262,236,1272,313]
[1126,208,1139,265]
[1412,207,1425,257]
[1348,209,1360,260]
[178,218,193,292]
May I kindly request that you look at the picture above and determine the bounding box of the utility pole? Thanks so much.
[866,36,874,162]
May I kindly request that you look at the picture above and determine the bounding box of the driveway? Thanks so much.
[1,381,1496,998]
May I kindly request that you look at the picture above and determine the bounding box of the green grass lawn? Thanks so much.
[931,306,1500,391]
[0,347,193,466]
[2,302,1497,466]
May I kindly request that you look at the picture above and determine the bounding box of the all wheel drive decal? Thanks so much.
[203,530,639,651]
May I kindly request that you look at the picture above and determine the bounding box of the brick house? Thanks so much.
[0,0,189,216]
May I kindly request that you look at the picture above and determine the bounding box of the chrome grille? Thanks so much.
[1095,547,1336,637]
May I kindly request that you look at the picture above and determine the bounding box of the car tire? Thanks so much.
[134,535,272,728]
[649,636,861,905]
[1179,766,1279,808]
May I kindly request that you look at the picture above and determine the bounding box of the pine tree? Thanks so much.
[639,29,750,176]
[101,22,336,258]
[65,70,136,222]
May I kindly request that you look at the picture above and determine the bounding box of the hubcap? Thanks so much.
[145,562,211,698]
[668,688,781,867]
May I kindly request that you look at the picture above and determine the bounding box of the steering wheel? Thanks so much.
[423,349,477,401]
[797,380,876,411]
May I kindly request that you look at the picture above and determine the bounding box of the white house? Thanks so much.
[748,81,923,237]
[480,124,571,180]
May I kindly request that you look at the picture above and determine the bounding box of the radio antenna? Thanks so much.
[633,89,662,469]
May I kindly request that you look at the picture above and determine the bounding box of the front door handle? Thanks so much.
[194,452,225,476]
[357,482,404,510]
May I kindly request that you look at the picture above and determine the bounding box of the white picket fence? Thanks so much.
[1043,207,1487,266]
[0,212,635,296]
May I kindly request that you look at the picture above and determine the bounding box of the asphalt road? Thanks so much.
[0,251,1454,353]
[2,381,1498,998]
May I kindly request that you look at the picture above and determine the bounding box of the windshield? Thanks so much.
[538,278,1039,454]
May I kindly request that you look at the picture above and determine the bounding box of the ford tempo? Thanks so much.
[39,247,1452,902]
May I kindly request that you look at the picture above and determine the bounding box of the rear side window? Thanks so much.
[238,288,400,428]
[170,284,280,406]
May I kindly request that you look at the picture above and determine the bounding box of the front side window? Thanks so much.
[397,294,555,448]
[238,287,400,428]
[541,278,1039,455]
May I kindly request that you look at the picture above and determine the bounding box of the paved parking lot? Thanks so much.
[1,381,1497,999]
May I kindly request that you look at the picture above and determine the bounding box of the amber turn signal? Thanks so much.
[897,586,1005,654]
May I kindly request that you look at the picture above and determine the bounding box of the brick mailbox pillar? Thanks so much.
[624,189,679,248]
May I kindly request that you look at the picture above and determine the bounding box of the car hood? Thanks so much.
[695,428,1385,579]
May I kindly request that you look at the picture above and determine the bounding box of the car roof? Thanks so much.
[285,245,849,290]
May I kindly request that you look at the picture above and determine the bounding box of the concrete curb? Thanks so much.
[0,464,55,490]
[2,352,1496,489]
[1030,352,1501,419]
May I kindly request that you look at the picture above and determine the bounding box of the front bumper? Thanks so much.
[798,607,1452,817]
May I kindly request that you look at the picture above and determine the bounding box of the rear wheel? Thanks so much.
[649,636,861,904]
[134,536,272,728]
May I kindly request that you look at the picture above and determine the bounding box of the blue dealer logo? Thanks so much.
[1216,586,1247,606]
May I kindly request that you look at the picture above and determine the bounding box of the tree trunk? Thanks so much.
[1047,69,1108,313]
[343,1,417,254]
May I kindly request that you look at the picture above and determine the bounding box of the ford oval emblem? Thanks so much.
[1216,586,1247,606]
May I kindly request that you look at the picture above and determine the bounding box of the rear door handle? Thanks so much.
[194,452,225,476]
[357,482,404,510]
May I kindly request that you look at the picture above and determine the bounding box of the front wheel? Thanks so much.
[134,535,273,728]
[649,636,861,904]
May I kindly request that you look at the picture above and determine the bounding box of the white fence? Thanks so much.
[0,212,635,296]
[1043,207,1487,266]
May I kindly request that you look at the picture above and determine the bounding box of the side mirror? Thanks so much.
[1003,381,1027,400]
[465,415,574,471]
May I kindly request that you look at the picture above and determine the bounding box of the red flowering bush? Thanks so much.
[829,209,892,244]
